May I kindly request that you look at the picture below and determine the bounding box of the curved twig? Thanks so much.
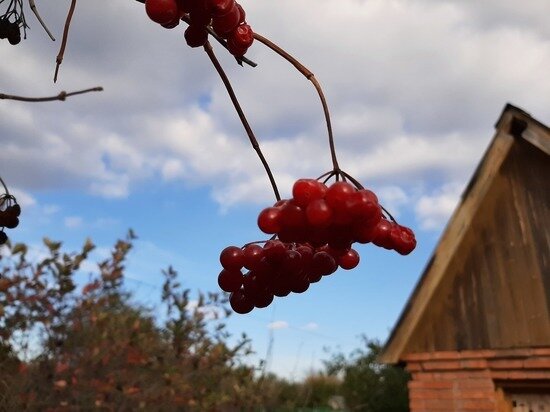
[203,41,280,202]
[0,87,103,102]
[28,0,55,41]
[54,0,77,83]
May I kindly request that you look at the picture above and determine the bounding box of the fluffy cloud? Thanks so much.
[268,320,289,330]
[1,0,549,227]
[415,182,465,230]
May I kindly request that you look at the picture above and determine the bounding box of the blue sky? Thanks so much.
[1,0,550,379]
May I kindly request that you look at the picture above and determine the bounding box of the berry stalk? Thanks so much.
[203,41,281,201]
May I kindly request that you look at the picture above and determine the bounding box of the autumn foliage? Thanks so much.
[0,232,264,411]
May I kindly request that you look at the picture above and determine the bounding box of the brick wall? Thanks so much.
[404,348,550,412]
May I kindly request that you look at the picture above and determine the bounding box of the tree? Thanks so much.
[0,232,268,410]
[325,337,410,412]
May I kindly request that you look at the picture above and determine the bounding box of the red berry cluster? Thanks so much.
[219,178,416,314]
[218,239,359,314]
[145,0,254,56]
[0,194,21,245]
[259,179,416,254]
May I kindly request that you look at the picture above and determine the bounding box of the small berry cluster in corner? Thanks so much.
[0,0,27,46]
[145,0,254,56]
[0,193,21,246]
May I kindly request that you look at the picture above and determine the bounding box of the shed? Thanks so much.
[380,104,550,411]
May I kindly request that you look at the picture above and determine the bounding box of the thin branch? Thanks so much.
[253,32,340,172]
[0,87,103,102]
[203,41,281,202]
[54,0,77,83]
[0,176,10,196]
[28,0,55,41]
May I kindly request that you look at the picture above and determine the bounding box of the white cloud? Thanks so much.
[64,216,83,229]
[415,182,465,230]
[268,320,289,330]
[301,322,319,331]
[1,0,549,212]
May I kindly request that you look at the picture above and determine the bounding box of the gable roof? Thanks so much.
[380,104,550,364]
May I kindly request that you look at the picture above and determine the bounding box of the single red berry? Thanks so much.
[210,0,235,16]
[292,179,327,208]
[218,269,243,292]
[348,189,380,222]
[219,246,245,270]
[372,219,394,249]
[253,290,274,308]
[230,289,254,314]
[161,15,181,28]
[290,272,310,293]
[227,37,248,57]
[325,181,356,212]
[145,0,181,24]
[257,207,282,234]
[280,249,302,274]
[354,221,378,244]
[263,240,286,264]
[338,249,360,270]
[390,225,417,255]
[184,24,208,47]
[306,199,333,228]
[279,201,306,231]
[270,273,292,297]
[212,4,241,37]
[243,244,264,270]
[311,251,337,277]
[296,244,314,269]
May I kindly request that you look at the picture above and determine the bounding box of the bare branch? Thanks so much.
[0,87,103,102]
[54,0,77,83]
[28,0,55,41]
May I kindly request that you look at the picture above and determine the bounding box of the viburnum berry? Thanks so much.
[325,181,355,212]
[210,0,235,17]
[390,224,417,255]
[292,179,327,208]
[219,245,244,270]
[372,219,394,249]
[184,24,208,47]
[211,4,241,37]
[242,243,264,270]
[229,289,254,314]
[218,269,243,292]
[338,248,360,270]
[145,0,181,24]
[258,206,282,234]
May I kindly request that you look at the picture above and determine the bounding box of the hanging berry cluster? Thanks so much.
[0,0,27,45]
[0,193,21,246]
[145,0,254,56]
[140,0,418,314]
[218,178,416,314]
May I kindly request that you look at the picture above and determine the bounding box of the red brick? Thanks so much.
[487,359,524,369]
[492,348,532,358]
[459,349,497,359]
[432,370,492,380]
[411,390,455,400]
[459,399,496,410]
[409,380,454,390]
[523,357,550,369]
[409,399,426,410]
[407,362,423,372]
[531,347,550,356]
[460,359,488,369]
[455,379,495,390]
[423,399,455,409]
[422,360,462,371]
[456,389,495,399]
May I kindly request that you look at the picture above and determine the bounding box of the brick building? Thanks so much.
[379,104,550,411]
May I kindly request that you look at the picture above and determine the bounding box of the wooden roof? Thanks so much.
[380,104,550,364]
